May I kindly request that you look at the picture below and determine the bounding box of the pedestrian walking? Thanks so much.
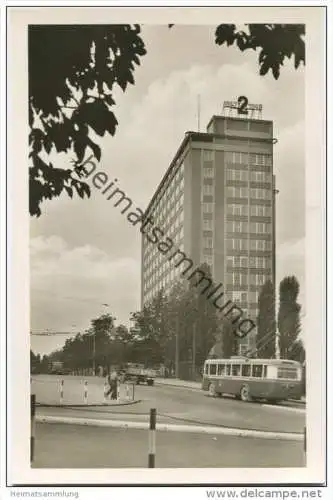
[106,369,118,400]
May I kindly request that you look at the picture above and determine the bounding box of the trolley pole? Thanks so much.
[148,408,156,468]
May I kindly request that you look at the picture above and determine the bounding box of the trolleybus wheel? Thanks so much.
[240,384,252,402]
[208,382,218,397]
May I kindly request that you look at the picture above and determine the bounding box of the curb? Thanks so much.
[36,400,142,408]
[155,381,201,391]
[36,415,303,441]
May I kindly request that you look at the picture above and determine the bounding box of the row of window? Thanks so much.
[226,221,272,234]
[206,362,267,378]
[225,152,272,167]
[143,212,184,259]
[143,255,185,292]
[227,256,272,269]
[231,291,259,304]
[227,186,272,200]
[227,204,272,217]
[149,163,184,215]
[143,229,185,272]
[226,272,270,286]
[148,191,184,226]
[227,239,272,251]
[226,169,272,183]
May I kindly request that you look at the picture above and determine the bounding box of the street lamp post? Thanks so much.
[92,332,96,376]
[273,182,279,359]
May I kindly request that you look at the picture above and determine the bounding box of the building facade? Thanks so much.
[141,105,276,354]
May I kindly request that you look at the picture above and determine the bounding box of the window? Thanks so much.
[263,366,267,378]
[241,364,251,377]
[240,239,248,251]
[252,365,263,378]
[277,367,298,380]
[203,150,214,161]
[241,292,247,302]
[203,219,213,230]
[240,257,248,267]
[210,363,217,376]
[241,170,248,182]
[226,364,231,376]
[232,364,241,376]
[234,222,242,233]
[241,205,248,216]
[203,203,213,213]
[203,184,214,195]
[240,187,248,198]
[240,273,248,286]
[203,237,213,248]
[204,167,214,178]
[218,364,225,376]
[204,364,209,375]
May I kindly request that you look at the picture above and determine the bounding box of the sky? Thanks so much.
[30,25,305,355]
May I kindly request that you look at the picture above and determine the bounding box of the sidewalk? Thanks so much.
[155,377,201,390]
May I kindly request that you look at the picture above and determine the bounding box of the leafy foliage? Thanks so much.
[256,280,276,358]
[29,25,146,216]
[215,24,305,79]
[278,276,302,358]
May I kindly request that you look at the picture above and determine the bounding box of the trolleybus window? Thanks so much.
[210,363,217,375]
[226,364,231,376]
[241,364,251,377]
[218,364,225,376]
[204,364,209,375]
[252,364,263,378]
[277,367,298,379]
[232,364,241,376]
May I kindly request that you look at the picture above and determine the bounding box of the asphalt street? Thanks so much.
[32,422,306,468]
[32,375,305,433]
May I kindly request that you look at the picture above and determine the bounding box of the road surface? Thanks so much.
[32,423,305,468]
[32,375,305,433]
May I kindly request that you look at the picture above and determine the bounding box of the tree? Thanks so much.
[256,280,276,359]
[217,316,238,359]
[130,289,170,366]
[288,338,306,364]
[187,263,219,368]
[277,276,302,359]
[29,25,147,216]
[215,24,305,79]
[30,24,305,216]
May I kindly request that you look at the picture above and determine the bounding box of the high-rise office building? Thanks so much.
[141,99,276,354]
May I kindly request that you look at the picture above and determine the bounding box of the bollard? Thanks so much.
[304,426,307,452]
[59,379,64,405]
[84,381,88,404]
[148,408,156,468]
[30,394,36,463]
[103,381,108,404]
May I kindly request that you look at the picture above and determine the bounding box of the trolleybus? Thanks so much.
[202,357,303,403]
